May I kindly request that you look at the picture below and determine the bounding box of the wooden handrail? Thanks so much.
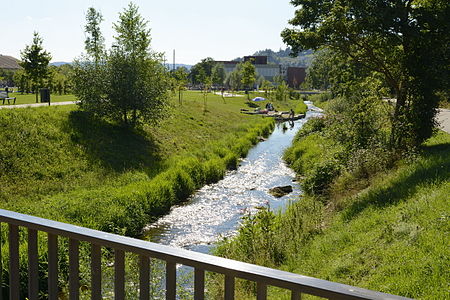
[0,209,409,299]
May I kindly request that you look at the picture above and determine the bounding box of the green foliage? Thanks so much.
[302,158,341,195]
[211,63,225,87]
[274,81,288,102]
[282,0,449,150]
[107,49,170,126]
[72,3,170,127]
[171,67,189,104]
[215,130,450,299]
[0,91,274,235]
[0,68,14,86]
[47,65,72,95]
[189,57,215,85]
[13,69,30,94]
[224,64,242,91]
[240,59,257,98]
[19,32,52,102]
[84,7,105,62]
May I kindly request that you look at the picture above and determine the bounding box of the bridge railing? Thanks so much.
[0,209,408,300]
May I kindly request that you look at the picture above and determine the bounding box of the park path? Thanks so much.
[0,101,79,109]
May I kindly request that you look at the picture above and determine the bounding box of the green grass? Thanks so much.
[0,90,280,297]
[214,129,450,299]
[244,91,308,114]
[1,92,77,105]
[0,91,275,235]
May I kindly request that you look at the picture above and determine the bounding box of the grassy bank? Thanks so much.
[0,90,285,298]
[214,123,449,299]
[0,91,282,235]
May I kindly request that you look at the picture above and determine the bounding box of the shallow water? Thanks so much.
[144,102,322,253]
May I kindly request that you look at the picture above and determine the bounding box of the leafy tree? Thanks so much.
[256,75,265,89]
[275,81,289,102]
[260,80,273,99]
[13,70,30,94]
[282,0,450,149]
[84,7,105,63]
[47,66,70,95]
[240,59,257,99]
[211,63,225,88]
[189,57,215,85]
[224,65,242,92]
[73,7,107,114]
[0,69,14,87]
[72,3,169,127]
[20,32,52,102]
[171,67,189,104]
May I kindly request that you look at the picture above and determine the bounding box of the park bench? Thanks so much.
[0,91,16,105]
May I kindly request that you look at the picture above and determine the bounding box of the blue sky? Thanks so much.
[4,0,297,65]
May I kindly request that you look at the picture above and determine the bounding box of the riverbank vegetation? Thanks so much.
[212,1,449,298]
[0,91,279,235]
[214,112,449,299]
[0,90,278,297]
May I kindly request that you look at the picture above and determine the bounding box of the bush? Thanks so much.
[303,159,342,195]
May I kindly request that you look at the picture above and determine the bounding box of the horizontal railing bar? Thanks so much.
[0,209,409,300]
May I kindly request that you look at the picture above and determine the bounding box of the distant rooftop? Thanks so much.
[0,55,21,70]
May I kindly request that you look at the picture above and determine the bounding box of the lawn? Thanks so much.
[1,92,77,105]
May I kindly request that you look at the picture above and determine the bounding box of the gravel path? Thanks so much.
[0,101,79,109]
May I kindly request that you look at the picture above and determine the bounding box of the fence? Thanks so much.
[0,209,408,300]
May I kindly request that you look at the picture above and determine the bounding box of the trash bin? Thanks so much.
[40,88,50,103]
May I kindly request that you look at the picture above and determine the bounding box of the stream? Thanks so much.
[144,102,322,254]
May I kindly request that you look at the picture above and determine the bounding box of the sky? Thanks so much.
[3,0,297,65]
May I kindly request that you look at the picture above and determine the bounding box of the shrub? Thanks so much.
[303,159,342,195]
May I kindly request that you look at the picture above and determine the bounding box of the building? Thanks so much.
[216,56,306,88]
[0,55,21,71]
[216,56,282,83]
[287,67,306,89]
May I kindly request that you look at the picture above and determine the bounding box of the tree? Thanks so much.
[72,3,170,127]
[260,80,273,99]
[211,63,225,88]
[171,67,189,104]
[0,68,14,87]
[20,32,52,102]
[84,7,105,63]
[225,65,242,92]
[189,57,215,85]
[282,0,450,149]
[13,70,30,94]
[240,59,257,99]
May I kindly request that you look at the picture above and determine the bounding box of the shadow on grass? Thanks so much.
[342,141,450,221]
[67,110,162,174]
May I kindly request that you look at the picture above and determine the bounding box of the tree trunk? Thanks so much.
[389,84,407,150]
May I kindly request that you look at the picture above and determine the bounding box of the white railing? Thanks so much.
[0,209,409,300]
